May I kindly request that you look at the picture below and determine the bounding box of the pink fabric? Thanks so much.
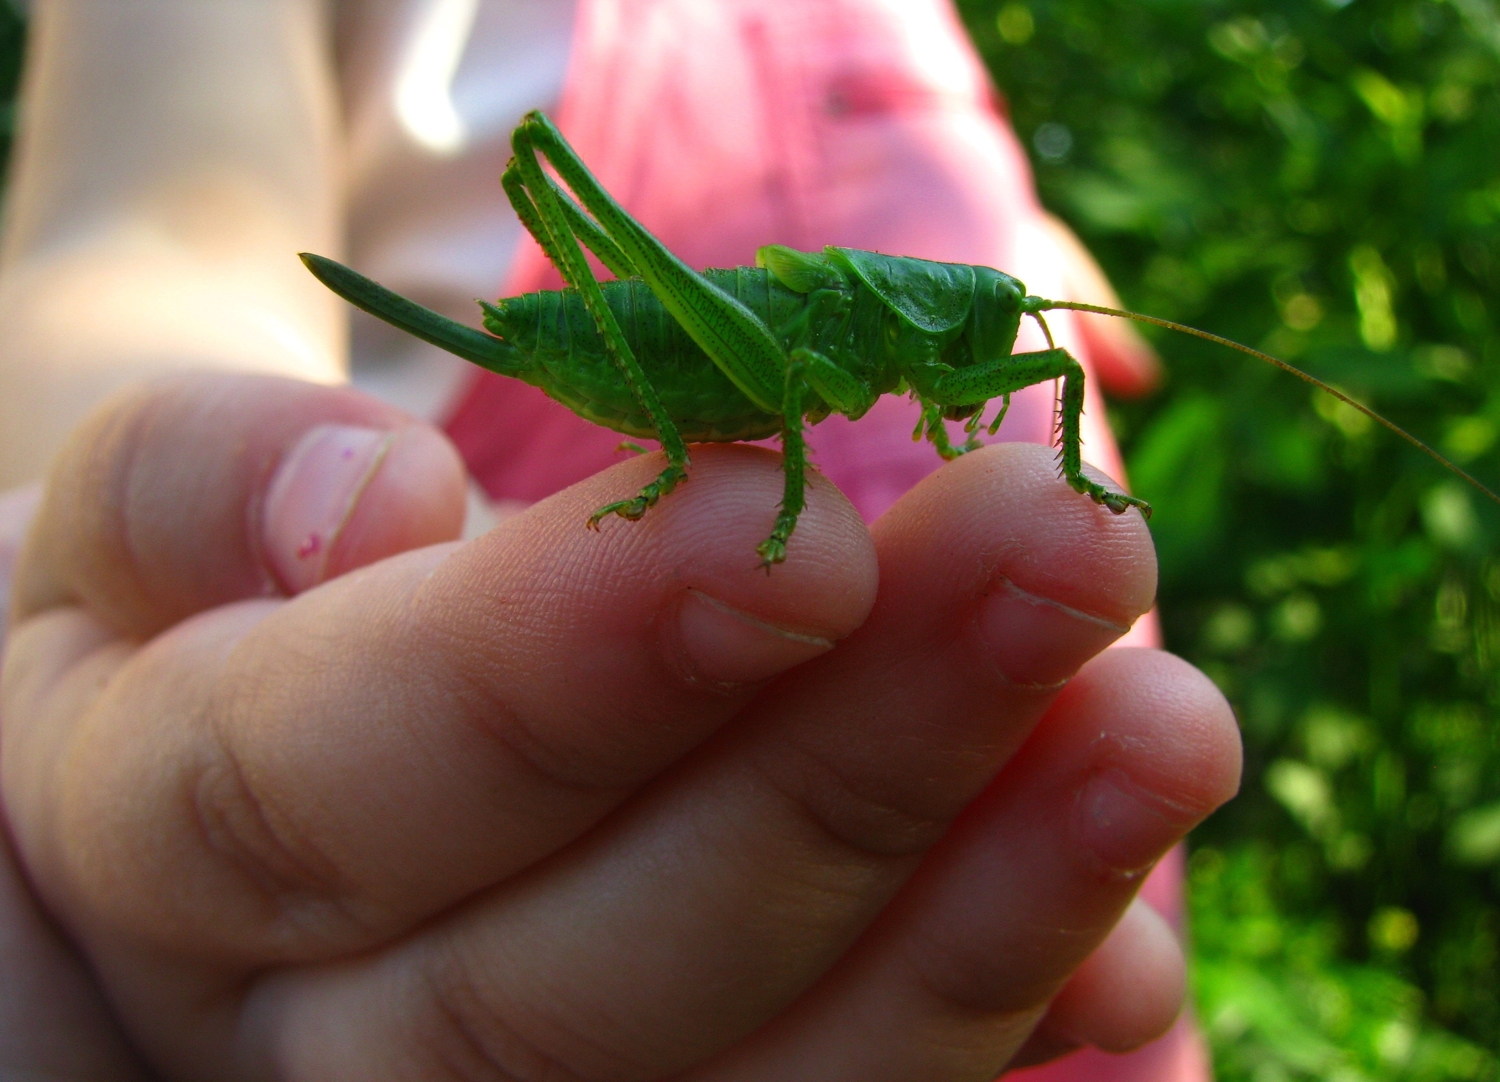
[442,2,1201,1077]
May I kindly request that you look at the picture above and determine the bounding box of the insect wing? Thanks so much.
[826,248,976,334]
[756,245,844,293]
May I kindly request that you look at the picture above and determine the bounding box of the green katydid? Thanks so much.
[301,110,1499,567]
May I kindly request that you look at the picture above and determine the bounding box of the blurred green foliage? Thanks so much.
[957,0,1500,1074]
[0,1,21,172]
[0,0,1496,1076]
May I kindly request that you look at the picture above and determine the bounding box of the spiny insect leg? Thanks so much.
[514,112,786,415]
[930,348,1151,518]
[508,118,692,527]
[1046,349,1152,518]
[1039,297,1500,512]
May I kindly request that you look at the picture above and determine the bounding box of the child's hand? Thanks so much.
[0,374,1239,1081]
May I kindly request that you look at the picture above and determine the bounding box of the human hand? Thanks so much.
[2,480,160,1080]
[1,374,1239,1080]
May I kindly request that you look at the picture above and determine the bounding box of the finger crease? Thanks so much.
[425,955,605,1082]
[445,666,632,799]
[191,727,351,923]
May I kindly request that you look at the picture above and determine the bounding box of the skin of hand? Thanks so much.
[0,4,1219,1075]
[2,482,158,1080]
[0,373,1241,1081]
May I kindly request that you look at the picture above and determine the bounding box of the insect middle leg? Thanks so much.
[758,348,878,566]
[930,348,1152,517]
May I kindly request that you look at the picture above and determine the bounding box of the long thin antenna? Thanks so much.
[1039,298,1500,509]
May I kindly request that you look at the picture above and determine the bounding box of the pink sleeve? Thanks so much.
[442,3,1198,1075]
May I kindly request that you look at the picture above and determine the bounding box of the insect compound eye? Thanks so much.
[994,278,1021,307]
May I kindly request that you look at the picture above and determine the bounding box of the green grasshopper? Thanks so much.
[302,110,1497,566]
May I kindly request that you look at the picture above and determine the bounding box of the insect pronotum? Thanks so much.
[302,110,1499,567]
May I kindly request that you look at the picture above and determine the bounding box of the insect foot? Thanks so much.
[1069,475,1154,520]
[756,537,787,571]
[756,511,799,571]
[586,462,691,530]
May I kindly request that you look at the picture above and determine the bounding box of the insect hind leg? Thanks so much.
[506,115,693,530]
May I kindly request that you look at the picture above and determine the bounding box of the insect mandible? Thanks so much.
[301,110,1499,566]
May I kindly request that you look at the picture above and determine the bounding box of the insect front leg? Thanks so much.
[930,349,1152,517]
[915,401,983,460]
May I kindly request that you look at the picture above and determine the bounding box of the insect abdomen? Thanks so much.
[483,271,797,442]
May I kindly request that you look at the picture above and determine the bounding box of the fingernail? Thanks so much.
[263,424,393,593]
[675,589,834,686]
[976,577,1128,687]
[1074,769,1190,875]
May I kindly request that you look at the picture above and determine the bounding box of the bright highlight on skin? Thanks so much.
[394,0,479,155]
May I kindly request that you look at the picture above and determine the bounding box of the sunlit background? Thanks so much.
[1,0,1497,1076]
